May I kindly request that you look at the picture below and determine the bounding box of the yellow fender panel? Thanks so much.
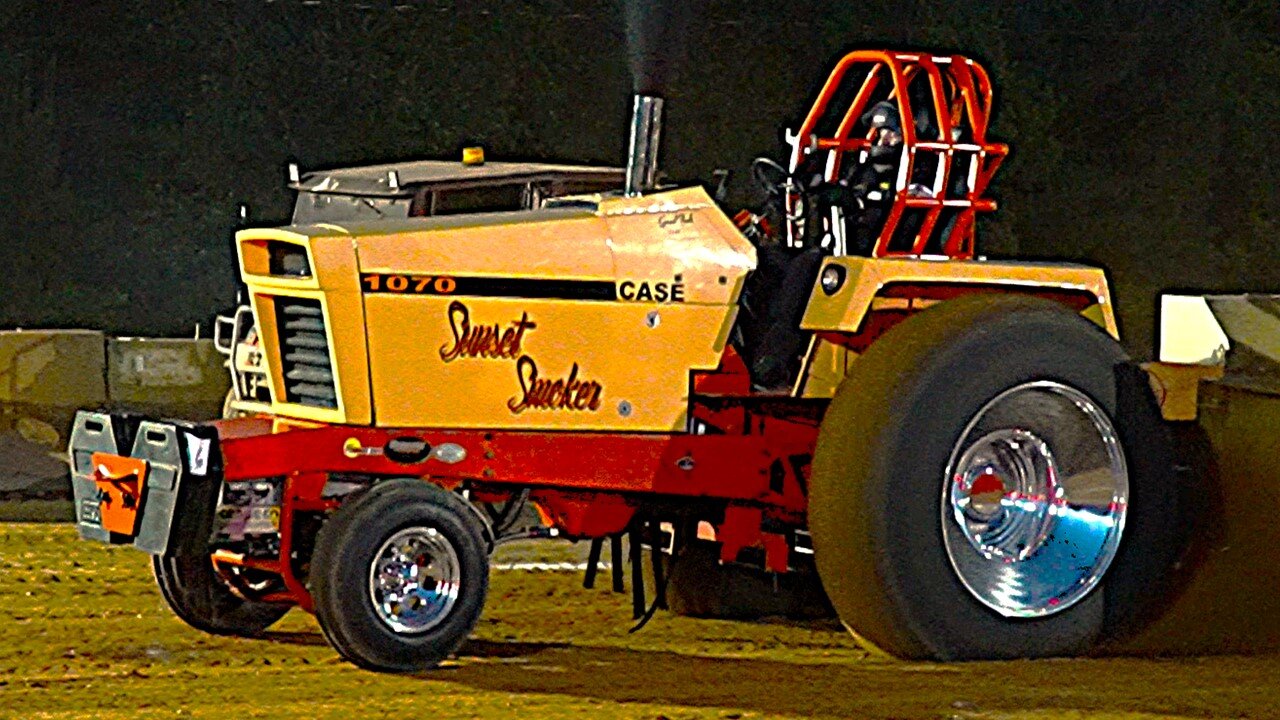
[801,256,1119,339]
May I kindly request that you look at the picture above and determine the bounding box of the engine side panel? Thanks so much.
[238,227,372,425]
[353,187,755,431]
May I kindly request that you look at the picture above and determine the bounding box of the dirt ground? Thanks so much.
[1,524,1278,720]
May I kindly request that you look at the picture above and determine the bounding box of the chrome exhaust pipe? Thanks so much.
[624,94,664,196]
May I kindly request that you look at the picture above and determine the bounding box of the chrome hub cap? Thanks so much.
[368,526,461,634]
[942,381,1128,618]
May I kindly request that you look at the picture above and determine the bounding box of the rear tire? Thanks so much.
[152,555,290,636]
[809,295,1178,660]
[310,479,489,672]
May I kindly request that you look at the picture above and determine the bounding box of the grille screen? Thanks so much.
[274,297,337,409]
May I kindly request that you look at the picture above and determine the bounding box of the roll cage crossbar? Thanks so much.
[786,51,1009,259]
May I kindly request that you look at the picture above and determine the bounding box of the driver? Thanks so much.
[850,101,904,205]
[735,103,910,388]
[818,100,905,254]
[736,157,826,390]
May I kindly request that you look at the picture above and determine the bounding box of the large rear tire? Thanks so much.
[152,555,290,636]
[809,295,1178,660]
[310,479,489,672]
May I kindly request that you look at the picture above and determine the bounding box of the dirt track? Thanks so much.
[1,523,1278,720]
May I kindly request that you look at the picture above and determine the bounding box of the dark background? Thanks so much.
[2,0,1276,356]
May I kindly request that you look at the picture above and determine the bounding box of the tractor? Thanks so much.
[68,48,1191,671]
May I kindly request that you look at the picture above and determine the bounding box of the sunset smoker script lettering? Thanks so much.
[437,301,603,413]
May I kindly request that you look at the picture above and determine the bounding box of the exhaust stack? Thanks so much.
[624,94,664,196]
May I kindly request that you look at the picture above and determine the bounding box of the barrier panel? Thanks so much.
[0,331,228,508]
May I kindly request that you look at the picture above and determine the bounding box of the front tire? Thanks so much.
[809,295,1178,660]
[310,479,489,672]
[221,389,242,419]
[152,555,290,636]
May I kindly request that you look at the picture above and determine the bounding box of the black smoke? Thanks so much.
[624,0,700,96]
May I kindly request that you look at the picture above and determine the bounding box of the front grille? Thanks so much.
[274,297,337,409]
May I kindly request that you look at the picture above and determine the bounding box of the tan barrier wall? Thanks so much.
[0,330,107,408]
[106,338,228,421]
[0,331,229,502]
[0,331,107,498]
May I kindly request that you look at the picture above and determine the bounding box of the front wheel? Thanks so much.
[809,295,1179,660]
[310,479,489,672]
[221,389,242,419]
[152,555,290,637]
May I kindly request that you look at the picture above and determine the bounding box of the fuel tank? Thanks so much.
[236,186,755,431]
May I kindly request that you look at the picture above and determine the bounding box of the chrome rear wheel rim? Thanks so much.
[942,381,1128,618]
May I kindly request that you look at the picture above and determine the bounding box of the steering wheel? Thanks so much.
[750,157,794,198]
[750,157,817,243]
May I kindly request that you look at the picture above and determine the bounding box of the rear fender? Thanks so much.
[801,256,1117,337]
[794,256,1117,398]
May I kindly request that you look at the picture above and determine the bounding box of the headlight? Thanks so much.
[820,264,846,295]
[267,242,311,278]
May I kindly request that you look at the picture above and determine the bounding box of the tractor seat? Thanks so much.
[732,244,825,391]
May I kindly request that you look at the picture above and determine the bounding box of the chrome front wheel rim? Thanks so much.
[941,381,1128,618]
[368,526,462,634]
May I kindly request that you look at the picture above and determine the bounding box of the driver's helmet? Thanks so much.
[862,100,902,134]
[862,101,904,164]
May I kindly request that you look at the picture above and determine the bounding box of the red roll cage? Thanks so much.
[786,50,1008,259]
